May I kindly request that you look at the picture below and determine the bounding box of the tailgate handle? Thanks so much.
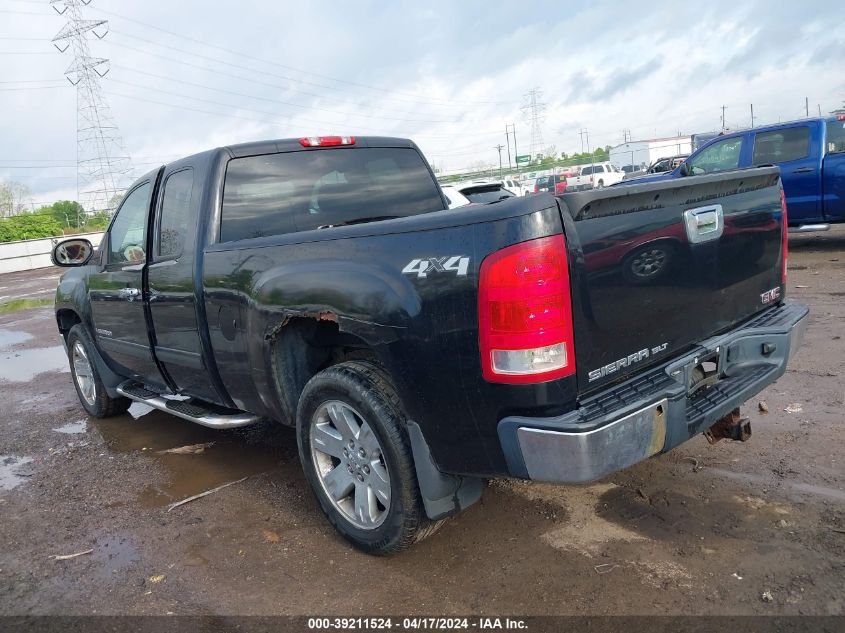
[684,204,724,244]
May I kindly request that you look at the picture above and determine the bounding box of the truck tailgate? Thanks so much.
[559,167,785,394]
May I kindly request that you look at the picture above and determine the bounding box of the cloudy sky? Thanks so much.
[1,0,844,204]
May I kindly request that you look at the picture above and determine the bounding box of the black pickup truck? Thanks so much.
[51,135,807,554]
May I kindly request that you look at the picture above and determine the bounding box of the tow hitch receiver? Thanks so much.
[704,407,751,444]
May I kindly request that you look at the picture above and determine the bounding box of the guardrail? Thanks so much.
[0,232,104,274]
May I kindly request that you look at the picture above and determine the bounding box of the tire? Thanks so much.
[66,324,131,418]
[597,179,605,189]
[296,360,441,555]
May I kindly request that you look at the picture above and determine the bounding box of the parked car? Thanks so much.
[452,180,515,204]
[533,174,568,195]
[626,116,845,232]
[440,185,471,209]
[501,178,531,196]
[567,162,625,190]
[621,163,648,180]
[51,134,806,555]
[646,154,689,174]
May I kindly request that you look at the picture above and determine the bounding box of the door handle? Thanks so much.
[792,167,814,173]
[118,287,141,301]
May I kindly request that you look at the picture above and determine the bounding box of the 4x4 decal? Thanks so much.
[402,256,470,279]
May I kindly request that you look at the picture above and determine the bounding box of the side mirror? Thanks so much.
[51,238,94,267]
[678,162,690,177]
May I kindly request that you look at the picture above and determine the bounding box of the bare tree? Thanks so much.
[0,180,32,218]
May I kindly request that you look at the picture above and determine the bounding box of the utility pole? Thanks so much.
[721,105,727,131]
[818,104,822,117]
[504,125,512,173]
[521,88,546,162]
[511,124,519,172]
[51,0,131,216]
[750,103,755,128]
[805,97,809,118]
[495,144,504,180]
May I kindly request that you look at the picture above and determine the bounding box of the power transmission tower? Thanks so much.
[521,88,546,162]
[52,0,131,218]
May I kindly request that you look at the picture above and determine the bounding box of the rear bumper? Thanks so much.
[498,302,809,483]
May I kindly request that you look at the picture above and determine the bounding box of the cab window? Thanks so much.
[109,182,151,264]
[752,126,810,165]
[687,137,744,175]
[157,169,194,259]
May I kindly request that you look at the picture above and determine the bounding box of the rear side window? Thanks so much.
[220,148,443,242]
[752,126,810,165]
[157,169,193,258]
[827,120,845,154]
[581,165,596,175]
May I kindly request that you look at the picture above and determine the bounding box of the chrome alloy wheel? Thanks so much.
[71,340,96,406]
[310,400,391,530]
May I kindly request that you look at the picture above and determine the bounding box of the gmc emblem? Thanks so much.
[761,287,781,304]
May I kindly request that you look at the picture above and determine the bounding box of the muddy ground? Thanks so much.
[0,231,843,617]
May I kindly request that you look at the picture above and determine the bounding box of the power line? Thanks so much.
[103,34,479,121]
[107,67,460,124]
[90,6,518,107]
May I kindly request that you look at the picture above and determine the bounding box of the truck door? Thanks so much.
[822,117,845,223]
[88,179,167,387]
[751,123,821,223]
[147,165,225,405]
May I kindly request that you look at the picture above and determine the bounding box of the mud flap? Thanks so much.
[407,421,485,520]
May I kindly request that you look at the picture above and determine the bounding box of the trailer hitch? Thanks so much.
[704,407,751,444]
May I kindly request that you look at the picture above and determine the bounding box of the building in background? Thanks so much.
[609,135,692,170]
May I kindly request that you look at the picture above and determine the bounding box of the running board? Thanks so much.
[116,382,261,429]
[789,224,830,233]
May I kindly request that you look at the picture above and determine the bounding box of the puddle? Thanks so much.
[709,468,845,503]
[0,455,35,490]
[91,408,294,509]
[0,329,33,349]
[0,346,69,382]
[93,535,140,579]
[53,419,88,434]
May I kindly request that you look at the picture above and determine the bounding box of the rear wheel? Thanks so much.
[296,360,441,554]
[66,324,131,418]
[596,179,605,188]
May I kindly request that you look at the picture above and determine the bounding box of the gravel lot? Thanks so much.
[0,229,843,616]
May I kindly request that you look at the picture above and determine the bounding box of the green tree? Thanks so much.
[49,200,86,228]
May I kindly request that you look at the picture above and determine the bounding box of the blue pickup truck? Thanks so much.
[627,116,845,232]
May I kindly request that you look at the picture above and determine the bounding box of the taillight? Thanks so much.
[478,235,575,383]
[781,188,788,286]
[837,114,845,121]
[299,136,356,147]
[534,183,540,193]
